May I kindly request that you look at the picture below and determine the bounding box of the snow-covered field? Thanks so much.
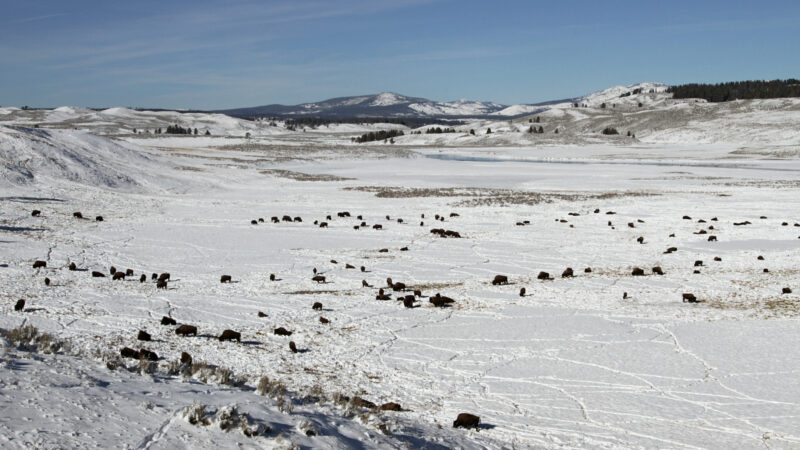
[2,93,800,448]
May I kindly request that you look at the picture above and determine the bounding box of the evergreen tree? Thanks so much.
[486,128,492,134]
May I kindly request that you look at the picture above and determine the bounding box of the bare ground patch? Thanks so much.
[260,169,354,182]
[344,186,658,206]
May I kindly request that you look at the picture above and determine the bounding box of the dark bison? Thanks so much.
[708,235,717,242]
[372,224,382,230]
[258,311,268,318]
[392,282,406,291]
[628,222,635,228]
[664,247,677,254]
[282,215,292,222]
[453,413,480,429]
[376,292,391,300]
[637,236,644,244]
[360,266,366,272]
[289,341,298,353]
[537,271,551,280]
[584,267,592,273]
[31,210,41,217]
[120,347,139,359]
[380,402,402,411]
[220,274,232,283]
[362,279,370,287]
[156,280,168,289]
[112,272,126,280]
[258,218,264,223]
[430,293,454,307]
[403,297,415,308]
[152,273,158,280]
[73,212,83,219]
[519,287,526,297]
[694,260,703,267]
[319,317,329,324]
[251,219,258,225]
[345,263,355,269]
[92,271,105,278]
[631,267,645,276]
[14,299,25,311]
[181,352,192,365]
[312,275,326,283]
[158,273,170,281]
[140,274,147,283]
[561,268,574,278]
[757,255,765,261]
[44,277,50,286]
[652,266,664,275]
[95,216,103,222]
[713,256,722,262]
[274,327,292,336]
[32,260,47,269]
[682,215,691,220]
[175,325,197,336]
[110,266,117,275]
[218,329,241,342]
[319,222,328,228]
[271,216,279,223]
[161,316,177,326]
[783,287,792,294]
[379,248,389,253]
[492,275,509,285]
[294,217,302,222]
[352,397,376,409]
[139,349,158,361]
[137,330,151,341]
[312,302,323,311]
[69,262,77,271]
[682,293,698,303]
[270,273,276,281]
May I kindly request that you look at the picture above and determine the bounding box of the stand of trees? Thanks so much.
[352,129,404,143]
[165,124,196,135]
[668,79,800,102]
[282,117,464,129]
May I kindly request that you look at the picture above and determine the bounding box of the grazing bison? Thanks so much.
[95,216,103,222]
[492,275,509,285]
[140,274,147,283]
[137,330,151,341]
[326,215,332,220]
[631,267,645,276]
[271,216,279,223]
[14,299,25,311]
[682,293,698,303]
[92,271,105,278]
[734,221,751,226]
[312,302,323,311]
[258,311,268,318]
[698,219,706,223]
[352,397,376,409]
[110,266,117,275]
[73,212,83,219]
[319,222,328,228]
[152,273,158,280]
[695,230,707,235]
[360,266,366,272]
[376,293,391,300]
[694,260,703,267]
[32,260,47,269]
[294,217,302,222]
[757,255,765,261]
[270,273,276,281]
[312,275,326,283]
[783,287,792,294]
[714,256,722,262]
[430,293,454,307]
[175,325,198,336]
[708,235,717,242]
[158,273,170,281]
[561,268,574,278]
[120,347,139,359]
[413,289,422,297]
[637,236,644,244]
[139,349,158,361]
[319,317,329,324]
[392,282,406,292]
[161,316,177,326]
[628,222,635,228]
[220,274,232,283]
[218,329,241,342]
[453,413,480,429]
[397,218,403,223]
[403,297,415,308]
[289,341,298,353]
[282,215,292,222]
[68,262,77,271]
[251,220,258,225]
[372,224,382,230]
[584,267,592,273]
[31,210,41,217]
[258,218,264,223]
[623,292,628,299]
[156,280,168,289]
[693,270,701,274]
[664,247,677,254]
[354,226,360,230]
[380,402,402,411]
[112,272,125,280]
[537,271,551,280]
[379,248,388,253]
[682,215,691,220]
[44,277,50,286]
[274,327,292,336]
[519,287,526,297]
[594,208,600,213]
[763,268,770,273]
[652,266,664,275]
[181,352,192,365]
[362,279,370,287]
[345,263,355,269]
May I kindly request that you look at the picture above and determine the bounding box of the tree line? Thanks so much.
[668,79,800,102]
[352,129,404,143]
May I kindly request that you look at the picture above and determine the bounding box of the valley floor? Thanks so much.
[2,136,800,448]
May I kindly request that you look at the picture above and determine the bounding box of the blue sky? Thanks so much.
[1,0,799,109]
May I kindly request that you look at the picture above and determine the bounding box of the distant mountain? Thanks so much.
[216,92,563,119]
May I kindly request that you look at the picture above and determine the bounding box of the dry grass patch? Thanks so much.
[260,169,354,182]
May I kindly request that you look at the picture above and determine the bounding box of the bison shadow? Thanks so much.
[0,226,46,232]
[0,264,8,267]
[23,307,46,313]
[0,196,65,203]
